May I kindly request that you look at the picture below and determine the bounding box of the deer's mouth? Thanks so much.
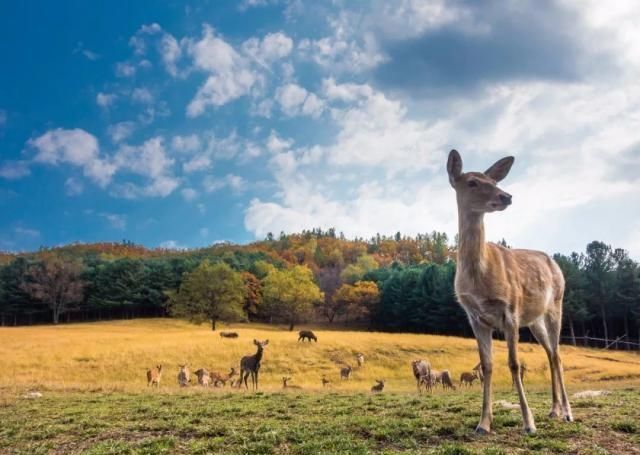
[488,202,509,211]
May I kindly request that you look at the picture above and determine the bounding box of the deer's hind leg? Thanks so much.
[469,319,494,434]
[529,317,562,418]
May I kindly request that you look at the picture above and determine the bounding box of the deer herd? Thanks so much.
[148,150,575,436]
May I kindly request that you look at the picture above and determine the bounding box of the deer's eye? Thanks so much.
[468,180,478,188]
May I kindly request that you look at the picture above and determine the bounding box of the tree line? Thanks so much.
[0,231,638,347]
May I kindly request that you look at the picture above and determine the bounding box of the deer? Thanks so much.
[239,339,269,390]
[438,370,456,390]
[220,331,239,338]
[146,365,162,388]
[411,359,432,393]
[472,362,484,385]
[321,375,331,387]
[194,368,211,387]
[210,367,237,387]
[340,364,353,380]
[298,330,317,342]
[355,353,365,367]
[447,149,572,434]
[177,364,190,387]
[371,379,385,393]
[460,371,479,387]
[282,377,302,389]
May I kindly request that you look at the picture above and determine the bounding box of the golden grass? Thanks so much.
[0,318,639,394]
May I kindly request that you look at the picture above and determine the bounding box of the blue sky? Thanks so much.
[1,0,639,257]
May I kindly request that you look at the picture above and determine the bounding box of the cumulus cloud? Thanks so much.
[242,32,293,67]
[96,92,117,108]
[100,213,127,230]
[181,187,198,201]
[275,83,324,117]
[131,87,154,104]
[64,177,84,196]
[107,122,136,143]
[115,62,136,77]
[29,128,116,187]
[0,161,30,180]
[266,130,293,153]
[172,134,201,153]
[203,174,246,193]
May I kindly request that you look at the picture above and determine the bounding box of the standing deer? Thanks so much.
[194,368,211,387]
[146,365,162,388]
[472,362,484,385]
[411,359,432,393]
[177,364,190,387]
[460,371,479,387]
[321,375,331,387]
[355,353,365,367]
[447,150,572,434]
[239,339,269,390]
[340,364,353,380]
[371,379,385,393]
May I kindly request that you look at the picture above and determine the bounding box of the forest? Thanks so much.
[0,229,638,349]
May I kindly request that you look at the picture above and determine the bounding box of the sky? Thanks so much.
[1,0,639,257]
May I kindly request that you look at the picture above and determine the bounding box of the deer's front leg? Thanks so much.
[504,321,536,433]
[469,319,493,434]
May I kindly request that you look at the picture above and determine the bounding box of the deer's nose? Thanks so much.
[499,193,512,205]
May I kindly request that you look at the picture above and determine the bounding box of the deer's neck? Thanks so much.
[255,347,263,364]
[457,209,487,276]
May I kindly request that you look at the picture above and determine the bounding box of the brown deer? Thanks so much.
[340,364,353,380]
[146,365,162,388]
[177,364,190,387]
[371,379,385,393]
[460,371,479,387]
[411,359,431,393]
[212,367,237,387]
[321,374,331,387]
[355,353,365,367]
[239,339,269,390]
[472,362,484,384]
[447,150,572,434]
[282,377,302,389]
[194,368,211,387]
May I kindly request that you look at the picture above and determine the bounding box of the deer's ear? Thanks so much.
[447,149,463,186]
[485,156,514,182]
[264,339,269,345]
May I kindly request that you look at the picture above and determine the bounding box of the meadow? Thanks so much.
[0,319,639,454]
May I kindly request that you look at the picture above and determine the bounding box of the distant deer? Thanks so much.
[146,365,162,388]
[177,364,190,387]
[438,370,456,390]
[411,359,431,393]
[298,330,317,342]
[447,150,572,434]
[460,371,479,387]
[340,364,353,380]
[371,379,385,393]
[213,367,237,387]
[194,368,211,387]
[321,375,331,387]
[282,377,302,389]
[220,331,239,339]
[472,362,484,385]
[355,353,365,367]
[239,339,269,390]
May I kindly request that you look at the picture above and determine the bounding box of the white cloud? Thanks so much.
[100,213,127,230]
[203,174,246,193]
[14,227,41,238]
[199,227,209,237]
[181,187,198,201]
[0,161,30,179]
[64,177,84,196]
[275,83,324,117]
[115,62,136,77]
[266,130,293,153]
[172,134,201,153]
[29,128,116,187]
[159,239,186,249]
[186,25,258,116]
[242,32,293,67]
[131,87,154,104]
[107,122,136,143]
[96,92,117,108]
[160,32,182,77]
[74,42,100,61]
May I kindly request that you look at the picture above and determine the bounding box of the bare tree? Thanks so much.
[21,254,85,324]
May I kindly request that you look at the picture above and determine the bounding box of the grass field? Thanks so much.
[1,319,639,454]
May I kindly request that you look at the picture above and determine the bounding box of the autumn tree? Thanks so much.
[21,254,85,324]
[167,261,246,330]
[340,254,379,284]
[242,271,262,320]
[333,280,380,323]
[261,265,323,330]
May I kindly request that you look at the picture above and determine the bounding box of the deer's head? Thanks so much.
[447,150,514,214]
[253,339,269,348]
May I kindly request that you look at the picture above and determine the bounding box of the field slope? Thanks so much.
[0,319,639,454]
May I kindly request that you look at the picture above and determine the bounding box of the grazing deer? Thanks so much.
[371,379,385,393]
[340,364,353,380]
[411,359,432,393]
[439,370,456,390]
[146,365,162,388]
[177,364,190,387]
[194,368,211,387]
[447,150,572,434]
[212,367,237,387]
[298,330,317,342]
[220,331,239,338]
[282,377,302,389]
[239,339,269,390]
[321,375,331,387]
[355,353,365,367]
[460,371,479,387]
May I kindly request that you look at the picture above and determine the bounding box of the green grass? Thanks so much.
[1,389,638,454]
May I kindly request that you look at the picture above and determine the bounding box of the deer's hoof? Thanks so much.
[524,426,537,435]
[564,415,574,422]
[549,410,560,419]
[475,426,490,435]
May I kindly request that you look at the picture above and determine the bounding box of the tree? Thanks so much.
[168,261,246,330]
[333,280,380,323]
[242,272,262,320]
[316,265,344,322]
[21,254,85,324]
[0,258,33,325]
[261,265,324,330]
[340,254,379,284]
[584,241,615,344]
[554,253,590,345]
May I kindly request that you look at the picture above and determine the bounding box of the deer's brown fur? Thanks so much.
[447,150,572,434]
[146,365,162,388]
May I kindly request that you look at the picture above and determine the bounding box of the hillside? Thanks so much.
[1,319,638,393]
